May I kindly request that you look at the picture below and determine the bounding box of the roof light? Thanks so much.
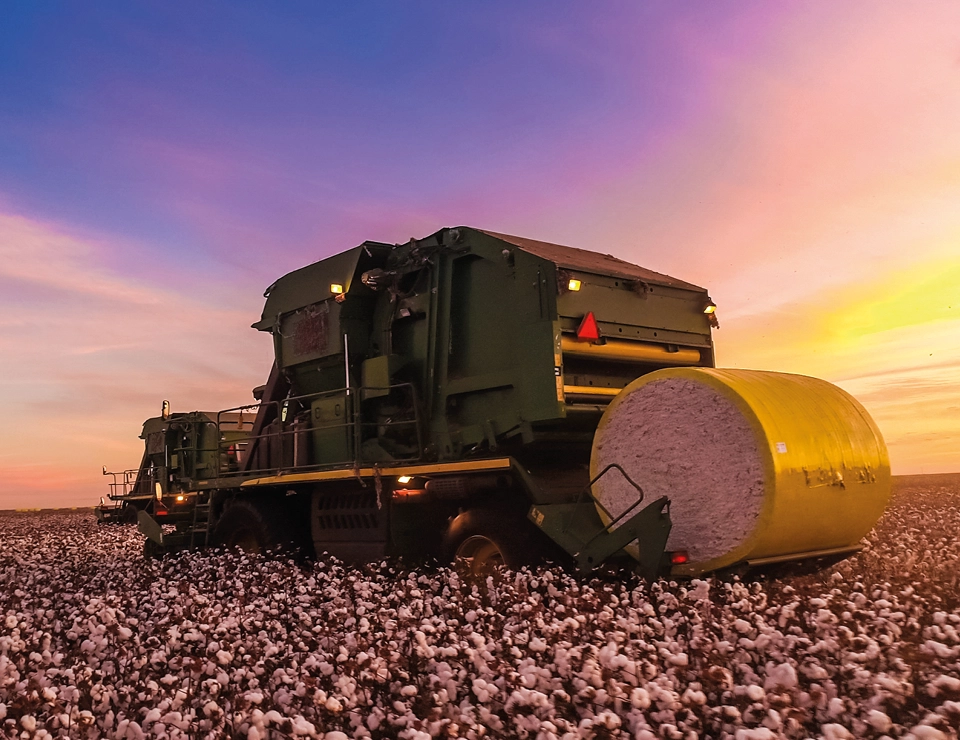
[397,475,412,484]
[576,312,601,342]
[703,301,717,315]
[330,283,344,295]
[670,550,689,565]
[568,278,582,291]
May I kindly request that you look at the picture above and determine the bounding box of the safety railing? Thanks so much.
[209,381,423,478]
[101,466,160,499]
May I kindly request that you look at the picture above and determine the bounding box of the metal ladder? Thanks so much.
[188,493,212,548]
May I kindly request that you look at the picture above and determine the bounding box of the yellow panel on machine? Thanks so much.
[591,367,891,576]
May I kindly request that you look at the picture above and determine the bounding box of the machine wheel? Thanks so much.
[445,509,541,578]
[212,498,288,555]
[122,505,139,524]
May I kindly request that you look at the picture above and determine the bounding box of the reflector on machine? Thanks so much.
[576,312,600,342]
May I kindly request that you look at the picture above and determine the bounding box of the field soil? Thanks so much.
[0,474,958,739]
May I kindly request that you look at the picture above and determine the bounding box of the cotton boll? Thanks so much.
[763,662,798,691]
[904,726,948,740]
[927,675,960,696]
[722,705,741,722]
[1,499,959,739]
[826,697,846,718]
[821,724,853,740]
[687,580,710,602]
[261,710,285,727]
[630,688,651,710]
[681,688,706,706]
[745,685,765,702]
[667,652,688,667]
[291,716,316,736]
[866,710,892,732]
[923,641,955,659]
[734,729,776,740]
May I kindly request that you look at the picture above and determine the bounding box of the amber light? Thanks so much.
[397,475,412,484]
[392,488,427,502]
[175,495,185,503]
[568,278,582,291]
[330,283,344,295]
[703,301,717,315]
[670,551,689,565]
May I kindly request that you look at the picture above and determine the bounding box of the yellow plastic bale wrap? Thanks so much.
[590,368,891,575]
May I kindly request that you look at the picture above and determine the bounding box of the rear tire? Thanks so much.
[445,509,557,577]
[212,499,287,554]
[122,504,139,524]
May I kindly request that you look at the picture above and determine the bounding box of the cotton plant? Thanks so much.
[0,481,957,739]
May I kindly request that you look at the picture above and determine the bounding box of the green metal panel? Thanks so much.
[194,417,220,478]
[556,276,712,348]
[414,230,565,458]
[362,355,401,400]
[248,226,715,468]
[311,394,352,466]
[253,243,392,331]
[276,299,340,368]
[125,225,730,570]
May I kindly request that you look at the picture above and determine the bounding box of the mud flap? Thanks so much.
[137,510,164,546]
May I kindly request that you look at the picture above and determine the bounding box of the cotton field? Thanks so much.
[1,475,958,740]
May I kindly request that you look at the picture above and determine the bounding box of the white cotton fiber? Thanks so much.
[592,376,765,563]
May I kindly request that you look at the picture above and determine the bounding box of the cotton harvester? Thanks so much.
[102,227,891,577]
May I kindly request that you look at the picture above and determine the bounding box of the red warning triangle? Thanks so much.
[576,312,600,342]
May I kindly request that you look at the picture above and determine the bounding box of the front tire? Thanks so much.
[143,538,164,560]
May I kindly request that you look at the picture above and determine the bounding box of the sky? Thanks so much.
[1,2,958,508]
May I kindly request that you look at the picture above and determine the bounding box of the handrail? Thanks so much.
[102,466,162,500]
[201,381,423,479]
[564,463,647,542]
[107,380,424,499]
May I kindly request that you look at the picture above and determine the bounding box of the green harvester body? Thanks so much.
[111,227,715,574]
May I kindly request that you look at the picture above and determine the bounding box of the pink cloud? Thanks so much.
[0,209,273,508]
[521,2,960,304]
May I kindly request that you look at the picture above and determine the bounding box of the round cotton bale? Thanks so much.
[590,367,891,575]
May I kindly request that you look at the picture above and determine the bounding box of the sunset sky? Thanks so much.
[1,2,958,508]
